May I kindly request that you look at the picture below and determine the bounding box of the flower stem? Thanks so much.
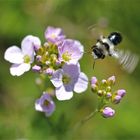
[81,109,98,124]
[73,109,98,132]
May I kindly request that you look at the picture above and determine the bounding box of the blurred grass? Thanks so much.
[0,0,140,139]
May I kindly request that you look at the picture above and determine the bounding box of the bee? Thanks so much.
[91,32,139,73]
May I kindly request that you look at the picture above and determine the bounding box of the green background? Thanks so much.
[0,0,140,139]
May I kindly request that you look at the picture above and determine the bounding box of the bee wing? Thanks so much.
[88,19,108,41]
[113,50,139,73]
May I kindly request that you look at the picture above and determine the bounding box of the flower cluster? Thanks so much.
[4,26,88,116]
[91,75,126,118]
[4,26,126,120]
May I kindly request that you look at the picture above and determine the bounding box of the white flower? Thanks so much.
[4,35,41,76]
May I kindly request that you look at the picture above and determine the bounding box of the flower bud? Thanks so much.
[101,79,107,85]
[102,90,106,95]
[46,61,51,65]
[91,76,98,85]
[102,107,115,118]
[32,65,41,72]
[44,42,49,47]
[117,89,126,97]
[112,95,122,104]
[107,76,115,85]
[91,84,98,92]
[45,68,54,76]
[106,86,111,92]
[50,54,58,65]
[106,92,112,99]
[55,59,61,66]
[97,90,103,96]
[36,55,42,62]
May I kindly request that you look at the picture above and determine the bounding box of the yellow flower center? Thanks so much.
[62,51,71,62]
[43,100,50,106]
[23,55,30,63]
[62,74,71,85]
[51,33,56,39]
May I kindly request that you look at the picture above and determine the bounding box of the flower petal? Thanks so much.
[35,99,44,112]
[10,63,31,76]
[45,100,56,117]
[74,72,88,93]
[21,35,41,62]
[70,40,84,63]
[4,46,24,64]
[50,69,63,88]
[62,63,80,78]
[55,86,73,100]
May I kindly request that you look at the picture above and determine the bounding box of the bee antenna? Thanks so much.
[93,60,96,70]
[81,50,91,54]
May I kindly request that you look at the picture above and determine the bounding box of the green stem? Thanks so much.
[73,109,98,132]
[81,109,98,124]
[98,96,106,111]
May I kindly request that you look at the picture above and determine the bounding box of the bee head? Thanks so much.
[108,32,122,45]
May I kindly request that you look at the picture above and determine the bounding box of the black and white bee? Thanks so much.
[91,32,139,73]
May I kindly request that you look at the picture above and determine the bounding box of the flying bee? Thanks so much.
[91,32,139,73]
